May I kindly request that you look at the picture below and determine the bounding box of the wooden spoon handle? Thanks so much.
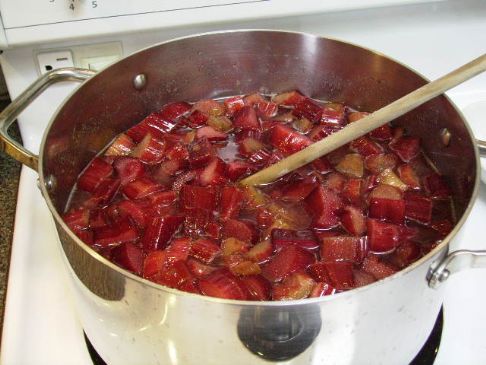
[240,53,486,186]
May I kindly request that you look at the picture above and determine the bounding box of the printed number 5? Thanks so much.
[92,0,98,8]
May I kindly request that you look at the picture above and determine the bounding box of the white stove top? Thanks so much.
[1,1,486,364]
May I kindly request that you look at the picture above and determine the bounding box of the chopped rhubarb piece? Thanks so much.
[189,138,215,168]
[198,268,249,300]
[207,115,233,132]
[187,110,208,127]
[389,240,421,269]
[268,124,312,154]
[336,154,364,178]
[186,258,217,278]
[369,184,403,200]
[241,275,272,301]
[272,90,305,107]
[226,160,255,181]
[190,238,221,264]
[222,237,251,256]
[205,221,221,240]
[180,185,217,211]
[113,157,145,186]
[308,124,329,141]
[89,209,108,229]
[304,186,343,229]
[122,177,164,200]
[159,101,192,122]
[112,199,148,229]
[146,190,178,207]
[292,98,323,123]
[353,270,376,288]
[367,219,402,253]
[404,192,433,224]
[83,177,121,208]
[105,133,135,156]
[341,206,366,236]
[248,149,272,167]
[165,237,192,263]
[126,113,166,142]
[63,208,90,231]
[309,281,336,297]
[198,157,227,186]
[196,126,228,142]
[350,136,383,156]
[233,105,260,130]
[246,240,273,263]
[271,229,319,251]
[77,157,113,193]
[307,261,332,282]
[94,218,139,248]
[227,256,262,276]
[348,111,369,123]
[323,172,346,193]
[183,208,211,237]
[238,137,265,156]
[220,186,244,220]
[312,156,333,174]
[362,254,397,280]
[224,95,246,115]
[389,136,421,162]
[398,164,421,190]
[261,245,315,282]
[153,159,182,185]
[369,125,393,141]
[369,198,406,224]
[143,250,168,278]
[154,260,195,290]
[222,219,257,243]
[293,117,313,133]
[322,261,354,290]
[377,168,408,191]
[192,99,225,116]
[321,103,345,124]
[272,272,315,300]
[112,242,144,275]
[130,133,166,164]
[424,174,451,198]
[320,236,367,264]
[142,216,184,251]
[365,154,398,174]
[342,179,363,205]
[280,177,318,202]
[172,171,196,192]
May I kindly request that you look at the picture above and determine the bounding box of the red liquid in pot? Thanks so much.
[63,91,454,301]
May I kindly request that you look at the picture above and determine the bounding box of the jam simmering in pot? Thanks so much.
[63,91,454,301]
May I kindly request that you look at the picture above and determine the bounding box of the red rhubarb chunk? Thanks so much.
[186,258,217,278]
[271,229,319,251]
[398,164,421,190]
[350,136,383,156]
[196,126,228,142]
[111,199,148,229]
[233,105,260,130]
[389,240,421,269]
[130,134,166,164]
[261,245,315,283]
[389,136,421,162]
[293,98,323,123]
[83,177,121,208]
[105,133,135,156]
[369,198,406,224]
[241,275,272,301]
[404,192,433,224]
[113,157,145,186]
[77,157,113,193]
[94,218,139,248]
[122,177,164,200]
[198,268,249,300]
[304,186,343,229]
[142,216,184,251]
[224,96,246,115]
[280,177,318,202]
[143,250,168,278]
[165,237,192,263]
[342,179,363,206]
[367,219,402,253]
[180,185,218,211]
[246,240,273,263]
[322,261,355,290]
[272,272,315,300]
[269,124,313,154]
[112,242,144,275]
[309,281,336,297]
[154,260,195,290]
[192,99,225,116]
[220,186,244,220]
[63,208,90,231]
[222,219,257,244]
[226,160,256,181]
[340,206,367,236]
[362,254,398,280]
[424,174,451,198]
[190,238,221,264]
[198,157,227,186]
[159,101,192,122]
[189,138,215,168]
[272,90,305,107]
[320,236,367,264]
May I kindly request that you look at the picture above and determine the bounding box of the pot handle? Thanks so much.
[428,249,486,288]
[0,67,96,170]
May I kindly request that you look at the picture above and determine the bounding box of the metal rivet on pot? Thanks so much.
[133,74,147,90]
[45,175,57,192]
[440,128,451,146]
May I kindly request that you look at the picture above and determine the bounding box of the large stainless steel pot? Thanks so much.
[1,30,486,365]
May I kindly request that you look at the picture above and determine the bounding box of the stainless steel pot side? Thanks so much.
[1,30,486,365]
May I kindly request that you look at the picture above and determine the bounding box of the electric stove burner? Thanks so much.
[84,308,443,365]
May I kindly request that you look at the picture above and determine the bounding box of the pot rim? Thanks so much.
[38,29,481,306]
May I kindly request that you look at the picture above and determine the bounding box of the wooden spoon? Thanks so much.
[240,53,486,186]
